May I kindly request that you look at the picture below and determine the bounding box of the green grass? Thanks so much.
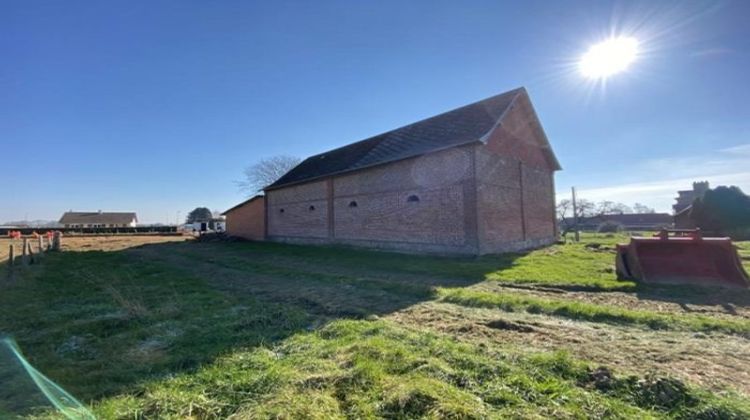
[215,232,638,291]
[209,231,750,293]
[438,288,750,336]
[0,252,309,403]
[92,320,749,419]
[1,235,749,418]
[736,241,750,273]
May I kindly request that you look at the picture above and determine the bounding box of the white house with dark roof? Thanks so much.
[59,211,138,228]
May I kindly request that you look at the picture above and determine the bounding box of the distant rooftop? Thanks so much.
[59,211,138,225]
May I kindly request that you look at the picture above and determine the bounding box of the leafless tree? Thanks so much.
[632,202,655,214]
[237,155,301,195]
[596,201,632,215]
[557,198,596,232]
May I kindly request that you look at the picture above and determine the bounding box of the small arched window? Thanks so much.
[407,195,420,203]
[309,205,316,211]
[279,208,285,213]
[348,201,358,208]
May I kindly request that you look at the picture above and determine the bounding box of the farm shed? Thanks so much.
[263,87,561,255]
[222,195,266,240]
[59,211,137,228]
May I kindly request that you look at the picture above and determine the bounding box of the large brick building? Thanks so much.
[260,87,561,255]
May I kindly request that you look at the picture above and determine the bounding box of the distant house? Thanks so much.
[673,181,709,214]
[576,213,673,231]
[672,181,710,229]
[59,211,138,228]
[222,195,265,240]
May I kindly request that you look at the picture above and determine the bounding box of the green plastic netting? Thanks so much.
[0,337,94,419]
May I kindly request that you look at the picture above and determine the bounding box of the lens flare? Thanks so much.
[579,37,639,79]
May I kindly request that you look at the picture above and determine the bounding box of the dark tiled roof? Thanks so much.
[222,195,264,215]
[59,212,137,225]
[267,88,531,190]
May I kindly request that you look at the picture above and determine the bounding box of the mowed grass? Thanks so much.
[1,234,749,418]
[92,320,749,419]
[212,232,637,291]
[0,251,309,402]
[438,288,750,336]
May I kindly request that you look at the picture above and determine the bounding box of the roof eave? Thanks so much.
[222,195,264,215]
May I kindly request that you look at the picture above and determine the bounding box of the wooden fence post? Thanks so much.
[22,238,29,266]
[52,232,62,251]
[27,240,36,264]
[6,244,14,278]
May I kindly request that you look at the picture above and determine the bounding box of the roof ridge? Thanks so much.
[302,87,525,162]
[266,87,534,190]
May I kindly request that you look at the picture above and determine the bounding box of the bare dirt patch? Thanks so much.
[474,282,750,319]
[0,235,190,262]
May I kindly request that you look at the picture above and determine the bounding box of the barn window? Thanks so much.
[407,195,420,203]
[279,208,285,213]
[309,205,316,211]
[348,201,358,208]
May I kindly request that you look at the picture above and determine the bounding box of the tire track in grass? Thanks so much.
[437,288,750,337]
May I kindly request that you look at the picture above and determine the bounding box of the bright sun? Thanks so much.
[579,37,639,79]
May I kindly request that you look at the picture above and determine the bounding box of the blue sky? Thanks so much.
[2,0,749,223]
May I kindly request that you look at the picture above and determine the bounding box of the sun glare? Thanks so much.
[579,37,639,79]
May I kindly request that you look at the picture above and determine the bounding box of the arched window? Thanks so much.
[348,201,358,208]
[407,195,420,203]
[309,205,316,211]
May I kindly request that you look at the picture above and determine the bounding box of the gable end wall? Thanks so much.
[475,94,557,254]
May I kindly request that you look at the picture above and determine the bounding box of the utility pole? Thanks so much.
[572,187,580,242]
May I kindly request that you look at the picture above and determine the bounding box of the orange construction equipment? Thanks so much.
[616,229,749,288]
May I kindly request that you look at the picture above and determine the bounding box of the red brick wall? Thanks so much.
[266,147,479,253]
[475,93,557,253]
[225,197,266,240]
[332,148,472,248]
[267,181,329,238]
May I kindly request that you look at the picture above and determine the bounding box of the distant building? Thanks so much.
[222,195,265,240]
[59,211,138,228]
[673,181,709,214]
[672,181,711,229]
[576,213,673,231]
[186,218,225,233]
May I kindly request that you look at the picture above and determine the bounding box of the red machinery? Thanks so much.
[616,229,749,288]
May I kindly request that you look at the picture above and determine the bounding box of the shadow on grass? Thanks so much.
[633,282,750,309]
[0,239,508,409]
[4,237,747,415]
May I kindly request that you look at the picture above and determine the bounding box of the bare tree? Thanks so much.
[237,155,301,195]
[632,203,655,214]
[557,198,596,233]
[596,201,632,215]
[612,202,633,214]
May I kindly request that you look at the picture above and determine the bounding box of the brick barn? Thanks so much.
[222,195,266,240]
[260,87,561,255]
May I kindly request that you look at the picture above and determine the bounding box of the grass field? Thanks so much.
[1,234,749,418]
